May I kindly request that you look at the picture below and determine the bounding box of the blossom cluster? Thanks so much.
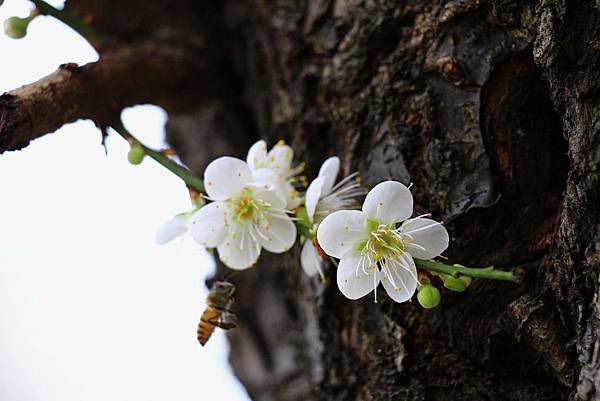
[156,140,449,304]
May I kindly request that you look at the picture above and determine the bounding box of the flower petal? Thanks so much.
[155,215,189,245]
[252,186,286,210]
[247,140,268,170]
[204,157,253,200]
[257,211,297,253]
[301,240,322,277]
[381,256,418,303]
[250,168,296,209]
[190,202,229,248]
[362,181,413,224]
[337,250,380,300]
[318,156,340,194]
[401,217,449,260]
[305,176,325,222]
[317,210,366,259]
[251,167,282,191]
[217,224,261,270]
[281,181,303,210]
[267,143,294,175]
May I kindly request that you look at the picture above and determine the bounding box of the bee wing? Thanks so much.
[221,310,237,330]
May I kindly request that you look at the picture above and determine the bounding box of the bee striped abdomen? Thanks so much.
[197,281,235,347]
[197,307,221,346]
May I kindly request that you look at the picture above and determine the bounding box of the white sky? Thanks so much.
[0,1,249,400]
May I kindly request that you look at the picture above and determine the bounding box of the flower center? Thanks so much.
[357,220,407,262]
[230,189,268,224]
[367,226,406,260]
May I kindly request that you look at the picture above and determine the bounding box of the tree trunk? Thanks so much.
[2,0,599,400]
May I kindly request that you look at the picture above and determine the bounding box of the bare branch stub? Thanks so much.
[0,43,220,154]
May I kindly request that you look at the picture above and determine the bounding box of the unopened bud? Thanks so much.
[127,143,145,165]
[440,274,467,292]
[4,16,32,39]
[417,284,441,309]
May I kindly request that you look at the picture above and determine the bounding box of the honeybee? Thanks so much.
[197,281,236,346]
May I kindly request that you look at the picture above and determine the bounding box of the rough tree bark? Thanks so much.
[1,1,598,401]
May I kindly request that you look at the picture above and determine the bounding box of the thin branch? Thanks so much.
[30,0,107,47]
[0,42,221,154]
[111,121,205,193]
[415,258,520,282]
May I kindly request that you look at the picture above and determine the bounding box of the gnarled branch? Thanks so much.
[0,42,220,153]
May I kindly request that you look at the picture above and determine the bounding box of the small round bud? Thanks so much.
[127,144,145,165]
[417,284,441,309]
[4,16,32,39]
[441,274,467,292]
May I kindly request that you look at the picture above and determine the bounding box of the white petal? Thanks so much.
[257,211,297,253]
[318,156,340,194]
[305,176,325,222]
[401,217,449,260]
[251,167,281,189]
[301,240,322,277]
[217,224,261,270]
[250,168,291,207]
[280,181,302,209]
[267,143,294,174]
[204,157,253,200]
[155,215,189,245]
[381,256,418,303]
[362,181,413,225]
[190,202,229,248]
[337,250,380,300]
[277,180,302,210]
[252,186,286,210]
[247,140,268,170]
[316,210,366,259]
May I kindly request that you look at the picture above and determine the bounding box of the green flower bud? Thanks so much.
[4,16,32,39]
[127,144,145,165]
[417,284,441,309]
[440,274,467,292]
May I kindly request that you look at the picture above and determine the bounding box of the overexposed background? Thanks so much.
[0,1,249,400]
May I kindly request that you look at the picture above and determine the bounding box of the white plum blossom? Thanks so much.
[301,156,362,278]
[155,201,205,245]
[247,140,304,209]
[155,213,193,245]
[316,181,449,303]
[190,156,296,270]
[305,156,362,225]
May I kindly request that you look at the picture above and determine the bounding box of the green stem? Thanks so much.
[111,121,205,193]
[30,0,107,45]
[415,258,519,283]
